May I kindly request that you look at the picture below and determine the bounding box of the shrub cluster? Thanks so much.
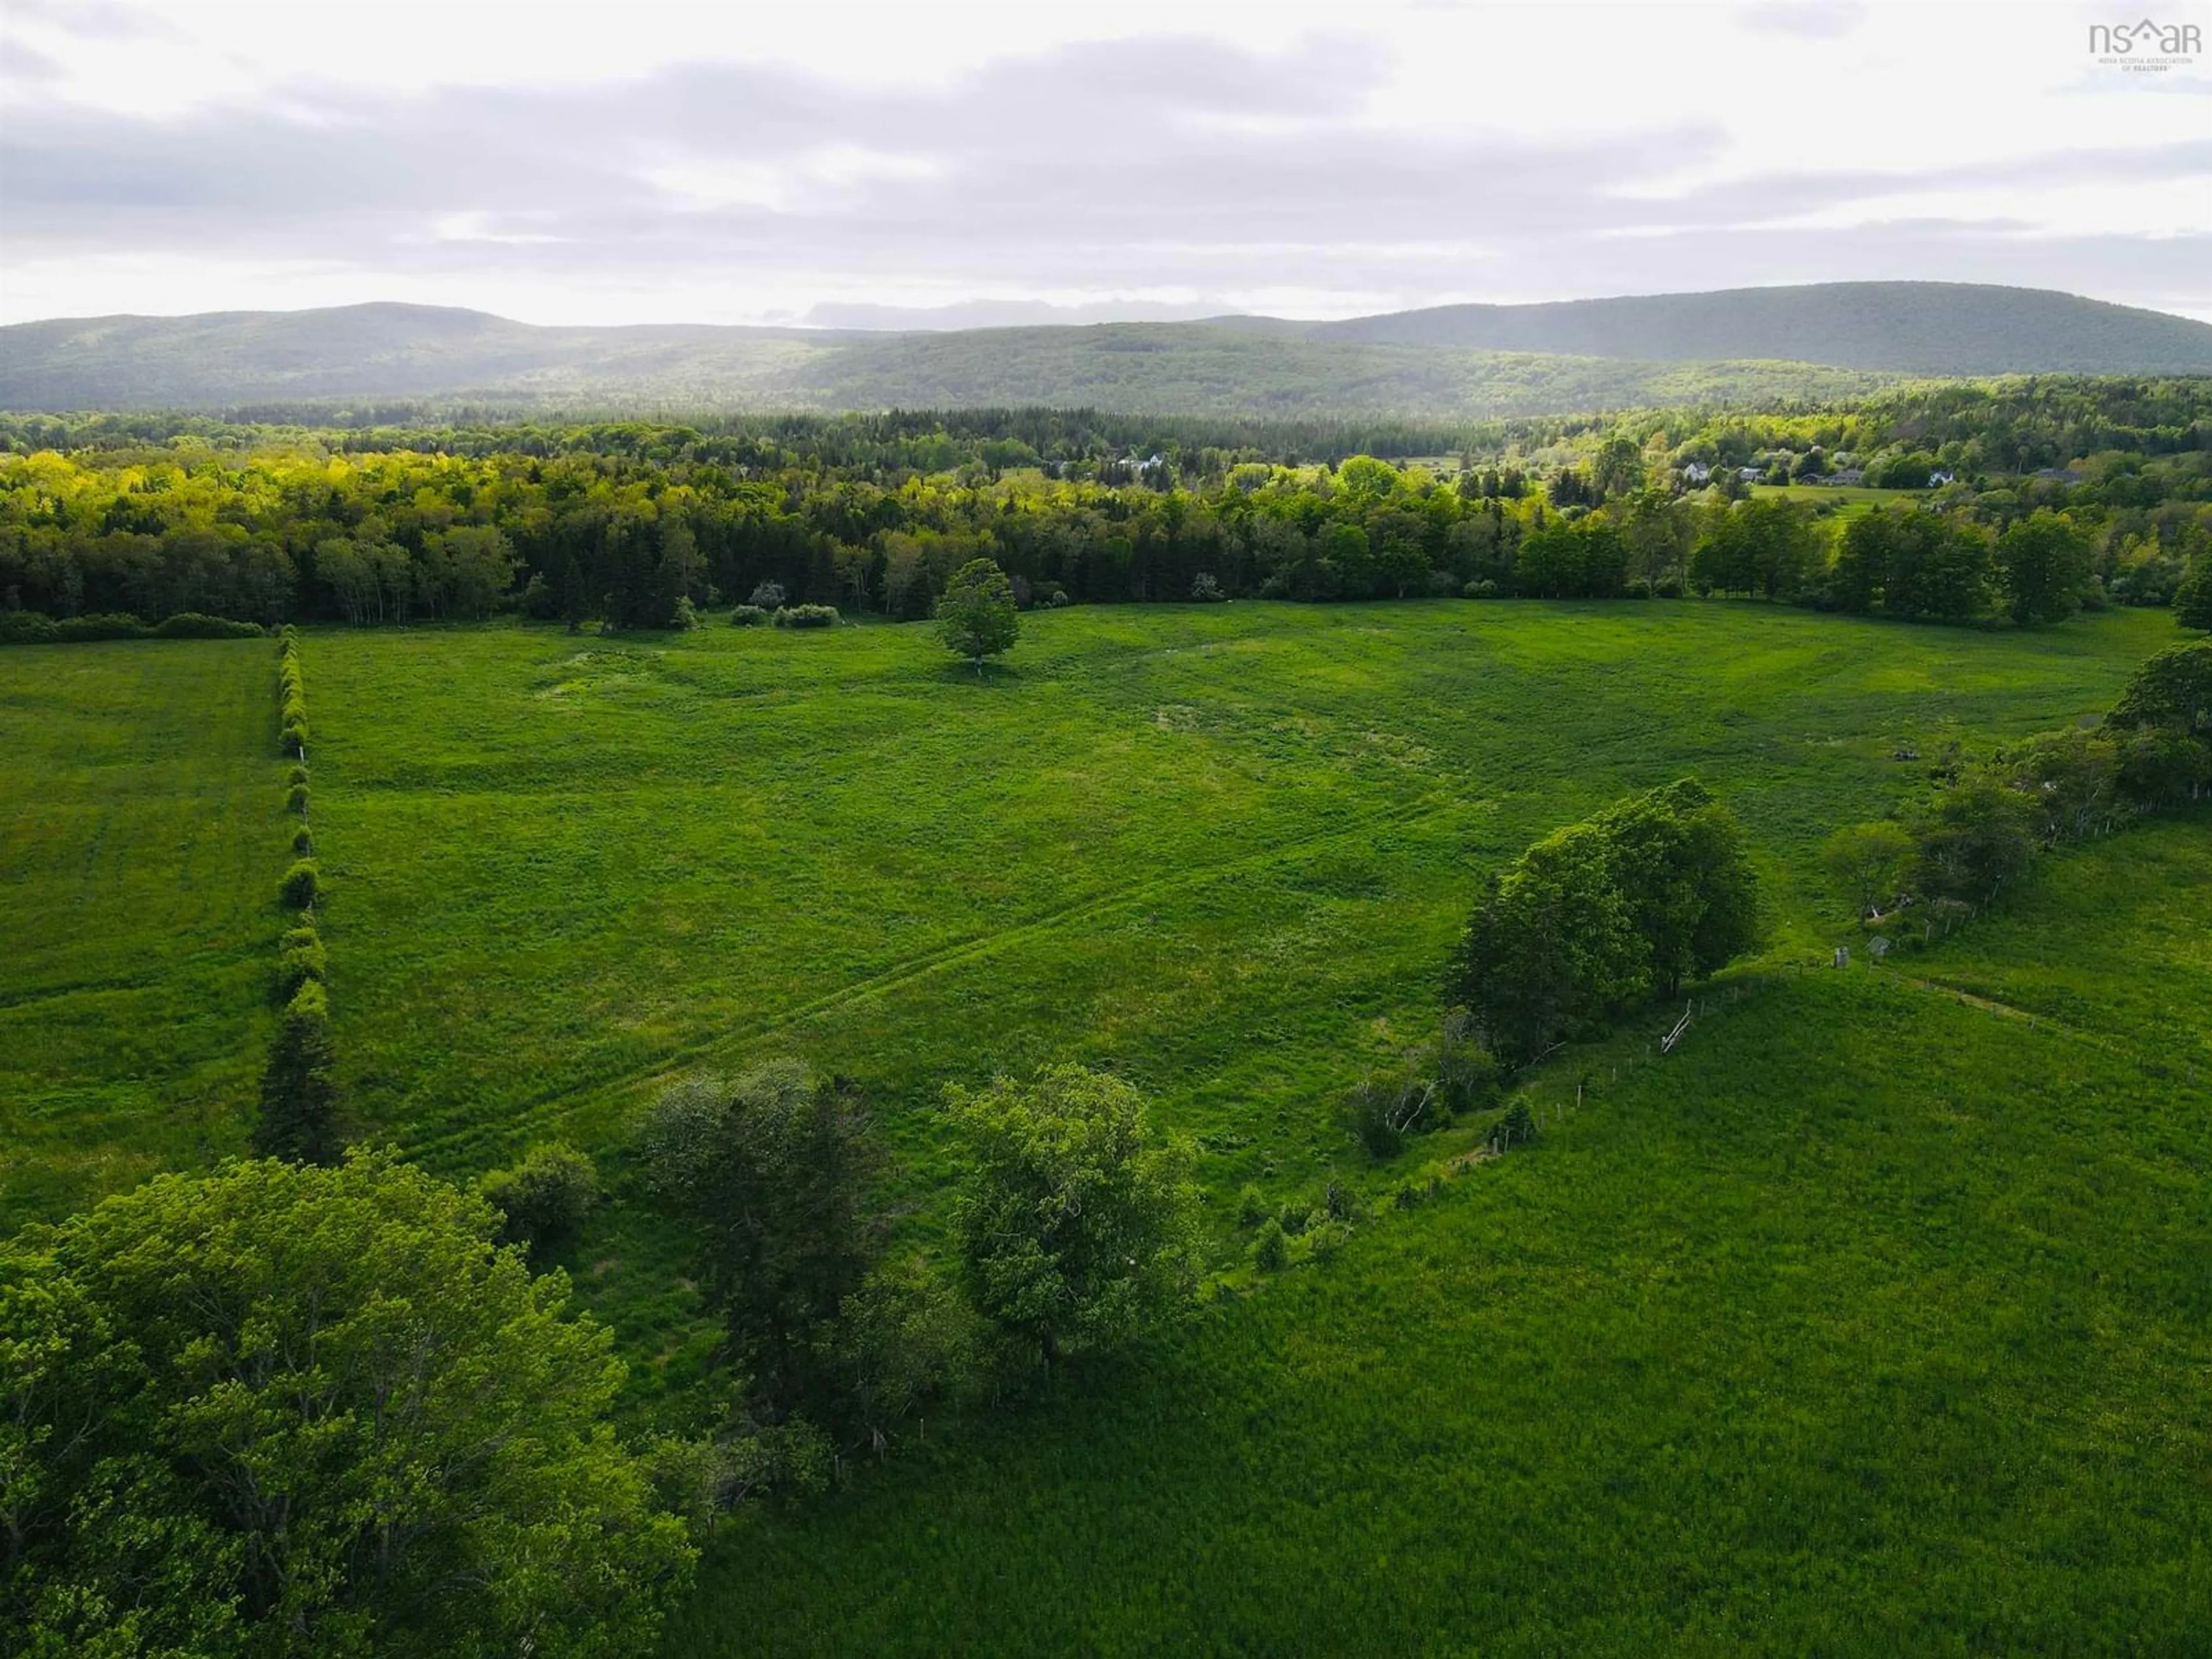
[1343,1008,1503,1160]
[1451,778,1761,1065]
[772,604,840,628]
[279,653,308,759]
[477,1142,600,1256]
[154,612,267,639]
[1235,1180,1360,1270]
[275,922,327,1000]
[279,856,318,908]
[728,604,770,626]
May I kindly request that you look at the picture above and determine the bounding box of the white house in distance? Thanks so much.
[1681,461,1711,484]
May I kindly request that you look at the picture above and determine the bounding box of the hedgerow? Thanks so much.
[279,858,318,909]
[773,604,840,629]
[0,609,266,644]
[152,613,264,639]
[275,929,327,999]
[252,978,338,1162]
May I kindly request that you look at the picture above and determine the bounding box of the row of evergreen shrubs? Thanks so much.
[279,631,308,758]
[257,627,339,1164]
[0,610,267,645]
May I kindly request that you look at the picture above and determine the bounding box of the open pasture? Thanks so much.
[4,601,2205,1654]
[675,933,2212,1656]
[0,637,279,1225]
[1,601,2173,1234]
[292,601,2168,1199]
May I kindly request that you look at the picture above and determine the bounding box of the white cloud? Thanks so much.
[1,0,2206,324]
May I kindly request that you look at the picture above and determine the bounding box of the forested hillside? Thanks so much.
[5,283,2206,415]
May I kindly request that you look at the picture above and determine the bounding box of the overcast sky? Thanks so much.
[3,0,2209,327]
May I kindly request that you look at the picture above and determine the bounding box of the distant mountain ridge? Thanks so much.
[1302,283,2212,374]
[2,283,2205,418]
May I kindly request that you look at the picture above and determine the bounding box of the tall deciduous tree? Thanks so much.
[1595,778,1760,995]
[1995,509,2090,626]
[2110,638,2212,737]
[1452,778,1759,1063]
[1907,774,2037,905]
[0,1151,693,1658]
[935,557,1019,675]
[948,1066,1202,1368]
[638,1061,881,1420]
[1821,821,1915,919]
[1453,820,1647,1064]
[2176,558,2212,632]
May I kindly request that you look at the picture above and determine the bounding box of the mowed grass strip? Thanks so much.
[0,638,276,1224]
[670,963,2212,1657]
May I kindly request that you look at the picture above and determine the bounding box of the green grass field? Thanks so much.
[0,601,2174,1232]
[3,599,2203,1652]
[0,637,279,1225]
[1749,482,1926,522]
[1751,484,1923,503]
[673,937,2212,1655]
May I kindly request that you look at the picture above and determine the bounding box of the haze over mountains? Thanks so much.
[3,282,2206,419]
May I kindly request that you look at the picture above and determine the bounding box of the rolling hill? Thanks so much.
[1,282,2206,416]
[1308,281,2212,374]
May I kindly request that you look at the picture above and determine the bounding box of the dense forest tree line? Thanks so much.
[7,376,2206,474]
[2,378,2207,636]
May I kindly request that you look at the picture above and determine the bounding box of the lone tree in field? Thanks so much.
[0,1151,694,1657]
[1822,820,1915,920]
[936,556,1020,676]
[948,1065,1202,1369]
